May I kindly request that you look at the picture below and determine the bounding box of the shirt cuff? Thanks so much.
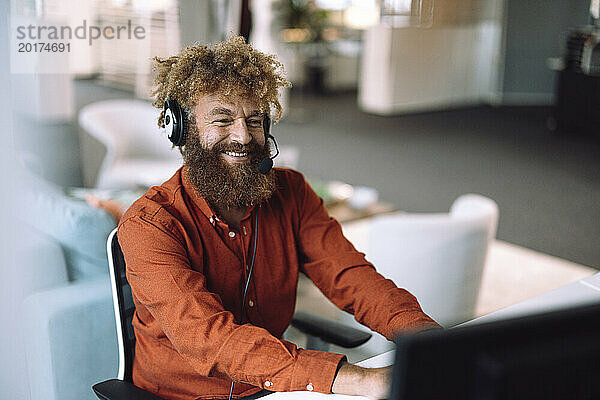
[289,349,347,394]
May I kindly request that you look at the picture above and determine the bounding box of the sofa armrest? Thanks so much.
[22,278,118,400]
[93,379,166,400]
[291,312,372,348]
[19,227,69,294]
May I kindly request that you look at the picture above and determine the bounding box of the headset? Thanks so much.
[164,97,271,147]
[164,98,187,146]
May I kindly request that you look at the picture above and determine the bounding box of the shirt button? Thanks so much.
[265,381,273,387]
[228,231,236,238]
[248,300,254,307]
[306,383,314,391]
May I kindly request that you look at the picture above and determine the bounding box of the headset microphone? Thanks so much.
[258,133,279,174]
[258,158,273,175]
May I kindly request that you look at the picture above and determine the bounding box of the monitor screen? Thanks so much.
[391,302,600,400]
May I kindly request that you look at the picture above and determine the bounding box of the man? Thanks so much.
[118,36,439,400]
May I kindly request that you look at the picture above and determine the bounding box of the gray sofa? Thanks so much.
[14,171,119,400]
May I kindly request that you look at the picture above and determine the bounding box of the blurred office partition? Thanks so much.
[359,0,505,115]
[179,0,242,47]
[250,0,291,116]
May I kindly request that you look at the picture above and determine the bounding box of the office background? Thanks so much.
[12,0,600,269]
[2,1,600,399]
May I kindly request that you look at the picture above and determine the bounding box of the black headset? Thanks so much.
[164,98,271,147]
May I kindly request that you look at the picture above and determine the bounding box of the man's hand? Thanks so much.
[331,361,392,399]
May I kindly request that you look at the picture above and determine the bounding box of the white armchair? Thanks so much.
[371,194,498,326]
[78,100,182,189]
[339,194,498,356]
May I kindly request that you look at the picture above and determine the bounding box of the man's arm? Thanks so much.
[331,327,444,399]
[293,171,440,338]
[332,362,392,399]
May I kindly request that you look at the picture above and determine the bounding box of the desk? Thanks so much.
[263,272,600,399]
[464,271,600,325]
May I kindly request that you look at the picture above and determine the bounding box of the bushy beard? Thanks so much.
[182,131,277,210]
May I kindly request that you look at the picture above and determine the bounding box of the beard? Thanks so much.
[182,131,277,210]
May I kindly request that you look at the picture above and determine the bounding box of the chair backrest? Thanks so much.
[79,99,178,161]
[368,194,499,327]
[107,228,136,382]
[78,99,183,189]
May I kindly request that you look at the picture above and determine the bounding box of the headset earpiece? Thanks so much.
[263,115,271,137]
[164,98,186,146]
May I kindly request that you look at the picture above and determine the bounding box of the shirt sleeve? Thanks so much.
[118,214,346,394]
[293,173,440,338]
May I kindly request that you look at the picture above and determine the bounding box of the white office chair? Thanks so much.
[339,194,498,356]
[366,194,497,326]
[78,99,183,189]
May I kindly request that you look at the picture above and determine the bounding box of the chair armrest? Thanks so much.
[291,312,372,348]
[93,379,166,400]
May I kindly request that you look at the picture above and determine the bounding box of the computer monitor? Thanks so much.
[391,302,600,400]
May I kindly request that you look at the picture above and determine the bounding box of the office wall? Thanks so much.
[501,0,590,104]
[359,0,505,115]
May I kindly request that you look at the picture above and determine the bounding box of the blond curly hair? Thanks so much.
[152,36,291,130]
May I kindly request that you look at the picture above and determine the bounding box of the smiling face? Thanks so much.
[194,93,267,163]
[182,93,276,210]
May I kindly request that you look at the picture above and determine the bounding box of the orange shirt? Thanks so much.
[118,167,439,400]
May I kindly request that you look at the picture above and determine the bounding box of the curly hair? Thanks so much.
[151,36,291,130]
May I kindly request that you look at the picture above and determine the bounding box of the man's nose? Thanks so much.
[229,118,252,145]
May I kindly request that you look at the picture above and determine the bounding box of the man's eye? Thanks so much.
[247,119,263,127]
[214,119,232,124]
